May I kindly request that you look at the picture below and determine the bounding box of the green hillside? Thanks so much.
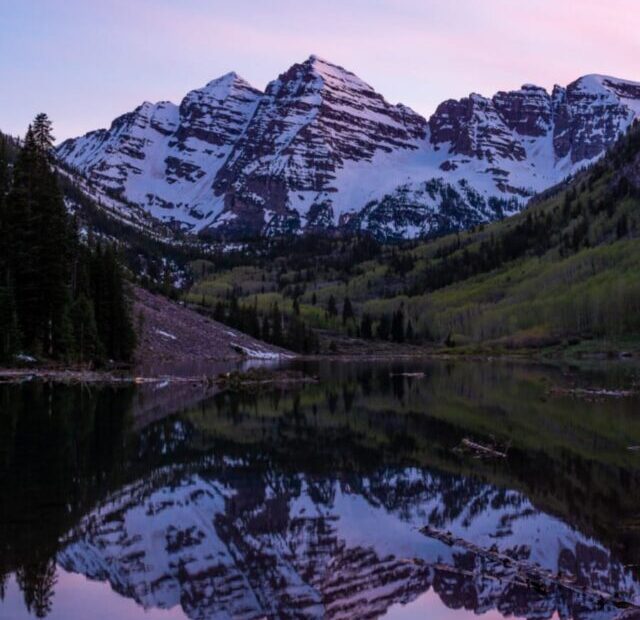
[185,121,640,354]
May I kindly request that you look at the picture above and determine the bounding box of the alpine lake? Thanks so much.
[2,358,640,620]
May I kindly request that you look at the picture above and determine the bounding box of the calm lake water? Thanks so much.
[2,359,640,620]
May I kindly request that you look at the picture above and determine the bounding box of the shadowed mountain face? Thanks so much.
[2,360,640,619]
[56,57,640,240]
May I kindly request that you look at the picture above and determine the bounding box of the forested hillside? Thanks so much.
[185,120,640,353]
[4,115,639,360]
[0,117,135,365]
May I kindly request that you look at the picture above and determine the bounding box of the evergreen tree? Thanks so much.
[342,296,354,325]
[31,113,55,158]
[270,303,283,345]
[617,214,629,239]
[327,295,337,318]
[6,119,72,357]
[1,117,135,364]
[261,315,270,341]
[406,319,414,342]
[391,307,405,343]
[377,314,391,340]
[0,134,8,195]
[90,244,136,361]
[360,313,373,339]
[0,135,20,360]
[70,294,102,365]
[213,301,225,322]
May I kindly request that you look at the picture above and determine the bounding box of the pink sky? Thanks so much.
[1,0,639,141]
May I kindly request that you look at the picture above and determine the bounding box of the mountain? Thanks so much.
[56,57,640,240]
[56,73,262,232]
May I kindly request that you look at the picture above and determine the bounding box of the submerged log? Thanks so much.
[455,437,508,459]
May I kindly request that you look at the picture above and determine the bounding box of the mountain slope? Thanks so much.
[57,73,261,230]
[210,55,429,237]
[56,59,640,240]
[185,120,640,352]
[133,286,291,374]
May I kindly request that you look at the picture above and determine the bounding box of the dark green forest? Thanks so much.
[0,116,135,365]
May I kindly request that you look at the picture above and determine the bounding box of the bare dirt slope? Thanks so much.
[133,287,292,373]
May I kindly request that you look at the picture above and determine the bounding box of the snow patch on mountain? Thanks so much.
[56,57,640,240]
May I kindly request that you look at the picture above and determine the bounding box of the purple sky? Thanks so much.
[2,0,639,142]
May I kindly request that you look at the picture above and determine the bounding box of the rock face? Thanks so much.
[58,459,639,620]
[57,58,640,240]
[57,73,261,229]
[211,56,428,239]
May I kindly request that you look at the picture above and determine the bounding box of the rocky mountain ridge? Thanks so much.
[56,57,640,240]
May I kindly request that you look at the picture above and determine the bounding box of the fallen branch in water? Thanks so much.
[389,372,425,378]
[217,368,317,392]
[454,437,508,459]
[549,386,636,400]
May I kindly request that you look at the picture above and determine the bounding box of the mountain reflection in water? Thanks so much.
[1,360,640,620]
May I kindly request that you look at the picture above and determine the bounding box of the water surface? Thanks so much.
[1,359,640,619]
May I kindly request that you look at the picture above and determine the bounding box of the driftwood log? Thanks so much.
[455,437,508,458]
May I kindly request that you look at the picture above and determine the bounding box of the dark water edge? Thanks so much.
[1,358,640,620]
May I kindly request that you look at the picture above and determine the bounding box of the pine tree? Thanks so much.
[342,297,354,325]
[271,303,283,345]
[261,315,270,341]
[327,295,337,318]
[360,313,373,339]
[71,294,102,365]
[2,117,135,364]
[6,118,72,357]
[0,286,20,361]
[406,319,414,342]
[91,244,136,361]
[377,314,391,340]
[0,134,20,360]
[31,113,55,158]
[213,301,225,322]
[391,307,405,343]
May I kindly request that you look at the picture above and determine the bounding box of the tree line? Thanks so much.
[208,291,320,354]
[326,294,415,343]
[0,115,135,365]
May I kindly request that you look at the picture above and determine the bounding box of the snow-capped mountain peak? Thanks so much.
[56,60,640,240]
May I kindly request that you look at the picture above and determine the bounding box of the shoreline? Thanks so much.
[2,345,639,385]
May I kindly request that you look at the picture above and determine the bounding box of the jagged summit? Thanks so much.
[301,53,374,89]
[199,71,258,96]
[56,58,640,240]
